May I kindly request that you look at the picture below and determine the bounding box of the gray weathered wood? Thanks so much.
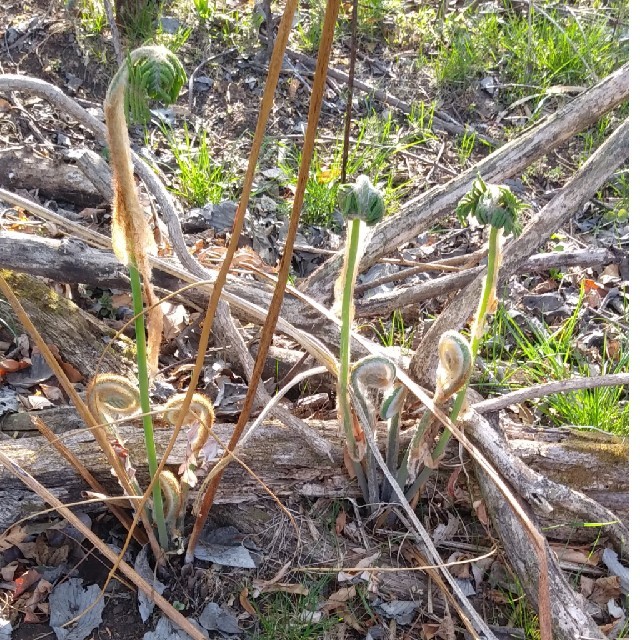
[0,270,133,377]
[0,148,101,206]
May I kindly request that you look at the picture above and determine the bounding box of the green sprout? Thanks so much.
[336,175,386,504]
[405,176,527,501]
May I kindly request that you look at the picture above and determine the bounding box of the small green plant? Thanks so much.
[479,295,629,436]
[252,577,339,640]
[194,0,212,21]
[77,0,107,35]
[165,126,231,207]
[367,310,414,350]
[457,130,477,166]
[119,0,161,43]
[335,175,387,506]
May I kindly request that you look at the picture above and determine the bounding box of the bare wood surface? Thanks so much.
[410,118,629,385]
[301,64,629,305]
[357,247,619,317]
[0,409,627,531]
[0,148,101,206]
[0,270,132,377]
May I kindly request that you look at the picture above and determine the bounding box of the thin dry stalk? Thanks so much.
[186,0,343,562]
[0,450,206,640]
[31,417,145,545]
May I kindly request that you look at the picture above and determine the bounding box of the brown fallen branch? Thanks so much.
[473,373,629,415]
[301,63,629,305]
[409,117,629,385]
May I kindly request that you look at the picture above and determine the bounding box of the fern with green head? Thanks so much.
[113,46,187,124]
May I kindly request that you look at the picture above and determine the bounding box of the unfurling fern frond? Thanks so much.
[116,46,187,124]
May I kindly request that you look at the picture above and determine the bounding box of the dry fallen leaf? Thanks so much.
[589,575,621,605]
[335,510,347,535]
[61,361,83,383]
[0,359,29,375]
[239,587,256,616]
[322,586,357,612]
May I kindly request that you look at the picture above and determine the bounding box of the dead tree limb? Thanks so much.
[301,64,629,305]
[473,373,629,414]
[409,118,629,385]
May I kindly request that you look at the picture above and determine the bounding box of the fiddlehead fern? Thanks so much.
[335,175,386,508]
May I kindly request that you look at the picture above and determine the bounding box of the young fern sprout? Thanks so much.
[335,175,385,502]
[395,331,472,490]
[405,176,527,502]
[380,384,407,503]
[163,392,216,550]
[104,45,187,550]
[350,355,396,507]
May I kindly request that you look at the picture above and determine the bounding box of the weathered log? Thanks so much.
[0,270,133,377]
[302,64,629,305]
[0,408,627,534]
[0,149,101,207]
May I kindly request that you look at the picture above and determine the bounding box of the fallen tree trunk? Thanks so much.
[410,117,629,384]
[0,408,627,534]
[0,270,133,378]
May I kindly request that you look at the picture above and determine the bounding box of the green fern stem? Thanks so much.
[338,218,369,499]
[405,225,501,501]
[129,264,169,550]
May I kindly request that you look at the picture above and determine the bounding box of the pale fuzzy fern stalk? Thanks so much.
[104,48,168,376]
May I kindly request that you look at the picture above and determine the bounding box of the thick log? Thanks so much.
[0,149,101,207]
[302,64,629,305]
[0,270,133,377]
[0,408,627,533]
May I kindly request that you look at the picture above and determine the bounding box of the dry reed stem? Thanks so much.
[0,274,161,557]
[186,0,343,562]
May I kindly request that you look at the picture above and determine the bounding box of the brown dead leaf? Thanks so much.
[335,510,347,535]
[239,587,256,616]
[61,361,83,383]
[40,384,64,403]
[473,499,490,527]
[1,562,19,581]
[447,552,471,580]
[438,612,456,640]
[446,466,463,499]
[13,568,42,598]
[421,623,440,639]
[580,575,594,599]
[600,263,621,285]
[0,359,30,375]
[161,302,189,341]
[550,544,599,566]
[589,575,620,604]
[111,292,133,307]
[532,278,558,294]
[22,579,51,623]
[322,586,357,612]
[258,583,310,596]
[341,611,365,633]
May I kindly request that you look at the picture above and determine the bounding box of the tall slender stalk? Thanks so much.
[129,264,168,549]
[405,178,525,502]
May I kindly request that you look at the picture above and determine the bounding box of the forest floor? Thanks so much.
[0,0,630,638]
